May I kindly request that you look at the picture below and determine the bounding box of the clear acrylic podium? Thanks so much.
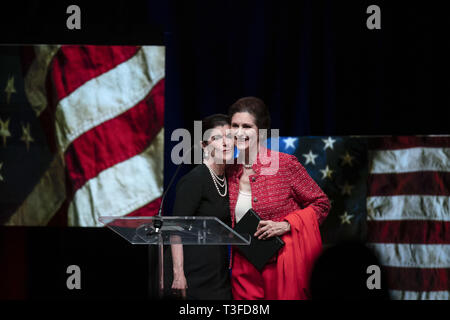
[99,216,250,298]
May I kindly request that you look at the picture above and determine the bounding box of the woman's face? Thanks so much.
[231,112,259,152]
[204,124,234,164]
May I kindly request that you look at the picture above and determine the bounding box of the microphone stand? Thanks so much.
[149,144,197,299]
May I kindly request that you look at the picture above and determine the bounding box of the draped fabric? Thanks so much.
[278,207,323,299]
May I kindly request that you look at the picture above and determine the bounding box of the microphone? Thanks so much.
[154,144,199,233]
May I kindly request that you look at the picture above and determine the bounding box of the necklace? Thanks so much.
[206,164,225,187]
[209,166,225,183]
[244,163,253,169]
[205,164,227,197]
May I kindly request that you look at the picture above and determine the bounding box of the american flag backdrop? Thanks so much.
[267,136,450,300]
[365,137,449,300]
[1,45,449,300]
[0,45,164,227]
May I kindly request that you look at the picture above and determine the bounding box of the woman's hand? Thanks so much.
[254,220,290,240]
[171,271,188,299]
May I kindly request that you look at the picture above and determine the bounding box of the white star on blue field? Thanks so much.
[265,136,369,244]
[266,136,298,154]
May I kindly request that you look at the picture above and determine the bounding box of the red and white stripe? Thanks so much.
[7,45,164,227]
[366,136,450,300]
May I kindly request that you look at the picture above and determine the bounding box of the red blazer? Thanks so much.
[227,147,330,299]
[227,147,330,227]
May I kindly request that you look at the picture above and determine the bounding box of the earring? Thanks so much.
[204,150,209,159]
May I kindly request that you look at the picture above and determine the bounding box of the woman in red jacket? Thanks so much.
[227,97,330,300]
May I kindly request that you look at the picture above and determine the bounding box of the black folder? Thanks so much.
[234,209,285,271]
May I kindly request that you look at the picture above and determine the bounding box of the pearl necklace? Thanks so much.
[244,163,253,169]
[209,166,225,185]
[205,164,227,197]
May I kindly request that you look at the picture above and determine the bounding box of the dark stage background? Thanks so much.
[0,0,449,299]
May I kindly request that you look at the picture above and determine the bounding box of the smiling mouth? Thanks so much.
[235,136,249,142]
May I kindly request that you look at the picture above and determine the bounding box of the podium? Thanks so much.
[99,216,250,298]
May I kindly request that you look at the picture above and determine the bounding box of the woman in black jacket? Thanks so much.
[169,114,234,300]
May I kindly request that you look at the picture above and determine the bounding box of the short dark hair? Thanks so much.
[228,97,271,130]
[201,113,230,142]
